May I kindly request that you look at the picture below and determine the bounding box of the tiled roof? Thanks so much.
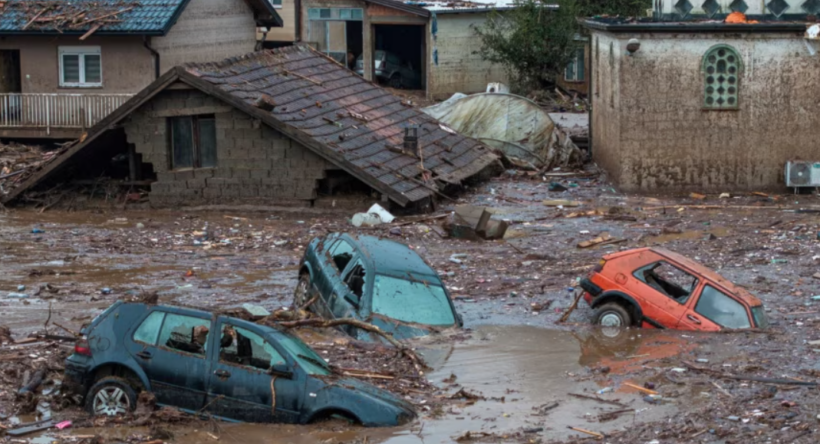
[0,0,189,35]
[183,46,499,205]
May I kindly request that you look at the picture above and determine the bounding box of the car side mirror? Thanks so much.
[269,364,293,379]
[344,293,360,309]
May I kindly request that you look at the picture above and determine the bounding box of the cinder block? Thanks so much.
[231,168,251,179]
[230,148,250,160]
[150,182,171,194]
[233,118,253,129]
[167,181,188,193]
[194,168,215,179]
[218,137,235,150]
[239,185,259,198]
[246,147,267,160]
[250,169,269,179]
[216,115,233,129]
[221,187,240,198]
[252,139,273,150]
[206,177,240,186]
[203,187,222,199]
[174,170,195,181]
[157,172,175,183]
[187,178,207,189]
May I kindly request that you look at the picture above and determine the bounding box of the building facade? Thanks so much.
[585,1,818,192]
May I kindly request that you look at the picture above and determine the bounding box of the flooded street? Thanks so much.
[1,172,820,443]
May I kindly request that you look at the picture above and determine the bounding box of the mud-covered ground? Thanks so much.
[2,169,820,443]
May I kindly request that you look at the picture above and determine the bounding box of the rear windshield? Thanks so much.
[371,274,455,326]
[751,305,769,328]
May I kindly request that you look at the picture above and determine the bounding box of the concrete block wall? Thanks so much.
[122,88,331,206]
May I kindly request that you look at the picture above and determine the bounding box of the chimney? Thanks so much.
[404,125,419,157]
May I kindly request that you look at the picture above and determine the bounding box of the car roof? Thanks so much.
[606,247,762,307]
[118,302,286,335]
[343,234,440,281]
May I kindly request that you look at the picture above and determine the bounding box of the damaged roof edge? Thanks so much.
[176,70,413,207]
[364,0,431,17]
[3,63,414,208]
[1,69,184,204]
[583,18,806,33]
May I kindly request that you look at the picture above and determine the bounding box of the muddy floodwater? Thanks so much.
[53,325,713,443]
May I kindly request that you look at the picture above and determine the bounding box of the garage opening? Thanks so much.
[373,24,424,90]
[307,8,364,69]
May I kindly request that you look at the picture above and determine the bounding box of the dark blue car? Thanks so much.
[64,301,415,426]
[294,233,462,340]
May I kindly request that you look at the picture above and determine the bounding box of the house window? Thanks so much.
[59,46,102,87]
[169,115,217,169]
[702,45,741,109]
[270,0,282,6]
[307,8,363,63]
[564,48,585,82]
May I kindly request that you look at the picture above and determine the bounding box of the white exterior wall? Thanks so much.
[657,0,804,16]
[427,13,508,99]
[153,0,258,73]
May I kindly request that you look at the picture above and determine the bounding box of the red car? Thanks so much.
[580,247,768,331]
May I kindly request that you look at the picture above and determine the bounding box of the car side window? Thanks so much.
[158,314,211,357]
[695,285,751,328]
[328,240,355,274]
[633,261,698,304]
[342,258,367,298]
[219,325,286,371]
[133,311,166,345]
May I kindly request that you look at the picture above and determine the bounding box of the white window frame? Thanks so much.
[58,46,102,88]
[269,0,282,8]
[564,48,584,82]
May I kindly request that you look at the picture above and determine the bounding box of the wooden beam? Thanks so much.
[22,7,50,30]
[79,23,101,41]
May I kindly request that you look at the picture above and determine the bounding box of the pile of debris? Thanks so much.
[0,142,63,197]
[2,0,140,36]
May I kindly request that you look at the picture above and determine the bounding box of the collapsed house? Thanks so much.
[3,45,500,210]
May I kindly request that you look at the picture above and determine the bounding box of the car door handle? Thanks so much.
[136,351,152,360]
[686,315,702,324]
[214,369,231,378]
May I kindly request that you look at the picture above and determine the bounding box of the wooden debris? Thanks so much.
[543,199,581,207]
[622,382,658,395]
[577,233,627,249]
[567,426,604,440]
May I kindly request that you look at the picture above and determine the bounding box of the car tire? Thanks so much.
[389,74,402,88]
[85,376,138,417]
[293,273,311,309]
[593,303,632,328]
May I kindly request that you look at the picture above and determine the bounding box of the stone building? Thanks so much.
[6,46,499,209]
[584,1,819,192]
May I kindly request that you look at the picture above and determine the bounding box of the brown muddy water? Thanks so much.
[50,325,720,444]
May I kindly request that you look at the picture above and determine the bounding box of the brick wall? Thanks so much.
[123,88,332,207]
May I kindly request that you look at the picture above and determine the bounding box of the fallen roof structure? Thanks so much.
[4,45,499,207]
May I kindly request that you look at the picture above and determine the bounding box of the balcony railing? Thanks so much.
[0,93,134,134]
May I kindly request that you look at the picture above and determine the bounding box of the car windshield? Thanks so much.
[751,305,769,328]
[277,333,331,375]
[371,274,455,326]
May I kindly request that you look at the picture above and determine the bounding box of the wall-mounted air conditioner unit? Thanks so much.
[785,161,820,188]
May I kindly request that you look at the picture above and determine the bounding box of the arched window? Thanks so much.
[702,45,741,109]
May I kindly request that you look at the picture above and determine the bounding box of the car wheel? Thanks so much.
[593,303,632,328]
[86,376,137,417]
[388,74,402,88]
[293,274,311,309]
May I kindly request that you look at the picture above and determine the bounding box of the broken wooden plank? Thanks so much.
[22,7,50,30]
[79,23,102,41]
[543,199,581,207]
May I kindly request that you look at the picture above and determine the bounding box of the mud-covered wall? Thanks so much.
[427,13,509,100]
[122,88,331,207]
[590,32,621,186]
[591,31,820,192]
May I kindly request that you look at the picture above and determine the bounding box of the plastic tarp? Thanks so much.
[423,93,583,170]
